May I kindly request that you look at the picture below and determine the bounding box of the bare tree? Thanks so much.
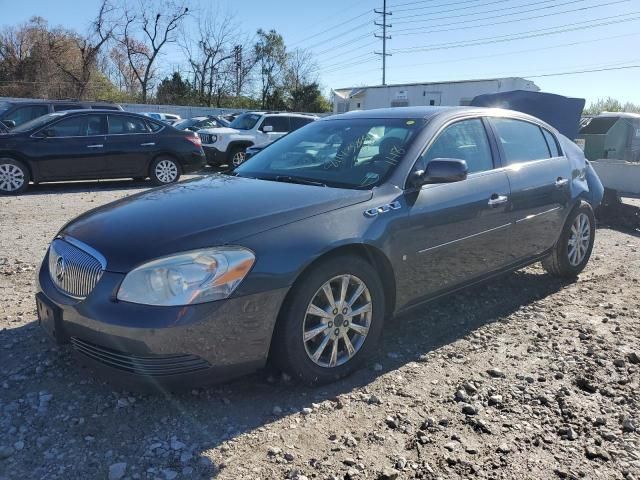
[47,0,115,99]
[286,48,317,93]
[254,29,287,109]
[115,0,189,103]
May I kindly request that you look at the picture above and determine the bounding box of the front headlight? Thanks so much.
[211,134,218,143]
[116,247,255,306]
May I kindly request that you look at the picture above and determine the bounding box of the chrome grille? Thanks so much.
[198,133,213,144]
[48,237,106,299]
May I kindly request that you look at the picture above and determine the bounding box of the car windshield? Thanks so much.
[230,113,261,130]
[235,117,425,189]
[216,117,231,127]
[10,112,67,133]
[0,101,9,114]
[173,119,197,129]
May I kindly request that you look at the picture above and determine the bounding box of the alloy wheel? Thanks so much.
[0,163,25,192]
[155,160,178,183]
[302,274,372,368]
[232,151,246,167]
[567,212,591,266]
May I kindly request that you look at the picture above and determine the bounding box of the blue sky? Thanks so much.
[2,0,639,104]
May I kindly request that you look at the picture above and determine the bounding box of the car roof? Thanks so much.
[49,109,150,118]
[5,100,118,106]
[322,106,555,127]
[245,111,317,118]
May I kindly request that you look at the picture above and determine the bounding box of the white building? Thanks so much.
[332,77,539,113]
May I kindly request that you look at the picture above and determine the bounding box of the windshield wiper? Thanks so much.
[274,175,327,187]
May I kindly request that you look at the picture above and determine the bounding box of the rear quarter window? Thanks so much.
[542,129,561,157]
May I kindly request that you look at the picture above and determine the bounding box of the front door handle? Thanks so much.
[87,144,103,148]
[140,142,156,147]
[488,194,509,206]
[555,177,569,188]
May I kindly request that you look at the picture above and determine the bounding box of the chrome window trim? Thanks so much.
[29,112,164,139]
[59,235,107,269]
[418,223,511,254]
[514,206,562,224]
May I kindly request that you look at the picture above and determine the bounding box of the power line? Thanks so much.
[393,0,513,14]
[393,0,570,25]
[288,8,373,48]
[374,0,393,85]
[299,19,373,52]
[393,0,629,36]
[393,0,524,21]
[526,64,640,78]
[392,12,640,53]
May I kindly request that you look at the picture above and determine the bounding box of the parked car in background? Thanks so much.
[140,112,182,124]
[198,111,317,167]
[35,107,602,388]
[173,116,230,132]
[0,110,205,194]
[0,100,123,130]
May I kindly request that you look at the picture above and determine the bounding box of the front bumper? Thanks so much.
[203,145,228,166]
[37,251,288,389]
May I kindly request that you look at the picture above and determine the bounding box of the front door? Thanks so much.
[31,114,108,179]
[395,118,512,308]
[257,116,291,144]
[488,117,572,262]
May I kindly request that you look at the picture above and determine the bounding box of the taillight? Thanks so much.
[185,134,202,147]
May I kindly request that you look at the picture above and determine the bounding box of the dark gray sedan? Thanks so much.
[36,107,603,387]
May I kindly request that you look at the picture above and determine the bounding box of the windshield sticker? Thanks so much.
[406,120,416,125]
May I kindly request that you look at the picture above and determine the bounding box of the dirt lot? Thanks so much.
[1,175,639,480]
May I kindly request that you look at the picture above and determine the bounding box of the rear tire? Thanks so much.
[271,255,385,385]
[149,157,181,186]
[0,158,30,195]
[542,201,595,278]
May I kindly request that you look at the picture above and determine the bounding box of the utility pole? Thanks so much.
[374,0,392,85]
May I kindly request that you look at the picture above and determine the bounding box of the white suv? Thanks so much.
[198,112,318,167]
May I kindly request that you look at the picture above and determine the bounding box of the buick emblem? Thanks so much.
[54,256,66,282]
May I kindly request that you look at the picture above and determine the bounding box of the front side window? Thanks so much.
[4,105,49,126]
[108,115,149,134]
[43,114,107,137]
[420,118,494,174]
[235,117,424,189]
[261,116,290,133]
[491,118,551,164]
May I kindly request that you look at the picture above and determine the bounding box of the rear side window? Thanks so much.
[491,118,550,164]
[4,105,49,126]
[542,129,560,157]
[421,118,494,174]
[261,116,290,133]
[108,115,149,134]
[45,114,107,137]
[147,120,164,132]
[53,104,83,112]
[290,117,315,130]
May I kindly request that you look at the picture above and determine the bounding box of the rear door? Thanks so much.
[488,117,572,261]
[103,115,157,176]
[31,114,108,179]
[395,117,513,306]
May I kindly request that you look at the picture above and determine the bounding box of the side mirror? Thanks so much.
[262,125,274,133]
[410,158,468,187]
[3,120,16,129]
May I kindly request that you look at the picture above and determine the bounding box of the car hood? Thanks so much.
[198,127,239,135]
[60,175,372,272]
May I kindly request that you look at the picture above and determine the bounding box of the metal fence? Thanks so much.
[0,97,246,119]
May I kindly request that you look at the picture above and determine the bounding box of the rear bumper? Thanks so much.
[203,146,227,166]
[37,251,288,389]
[180,150,207,174]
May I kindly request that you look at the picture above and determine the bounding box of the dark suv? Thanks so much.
[0,100,123,130]
[0,110,205,194]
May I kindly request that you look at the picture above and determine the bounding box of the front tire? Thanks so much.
[542,201,595,277]
[0,158,30,195]
[229,146,247,168]
[149,157,181,186]
[272,255,385,385]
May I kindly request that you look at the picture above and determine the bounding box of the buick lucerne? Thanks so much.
[36,107,604,387]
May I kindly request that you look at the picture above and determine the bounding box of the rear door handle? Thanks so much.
[555,177,569,187]
[87,144,103,148]
[488,194,509,206]
[140,142,156,147]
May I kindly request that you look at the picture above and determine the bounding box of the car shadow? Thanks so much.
[1,266,572,477]
[596,199,640,235]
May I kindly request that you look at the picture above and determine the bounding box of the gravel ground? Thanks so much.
[1,175,639,480]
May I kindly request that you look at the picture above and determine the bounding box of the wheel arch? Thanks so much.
[286,243,397,321]
[0,153,35,182]
[228,140,254,152]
